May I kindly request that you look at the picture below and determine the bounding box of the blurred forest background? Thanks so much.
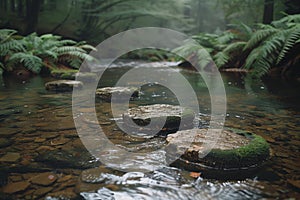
[1,0,299,44]
[0,0,300,78]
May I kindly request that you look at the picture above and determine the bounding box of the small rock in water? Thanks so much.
[0,138,12,148]
[45,80,83,92]
[287,179,300,189]
[30,172,57,186]
[0,152,21,162]
[0,128,21,137]
[45,188,77,200]
[33,187,53,197]
[122,104,195,137]
[2,181,30,194]
[35,149,100,169]
[96,86,139,102]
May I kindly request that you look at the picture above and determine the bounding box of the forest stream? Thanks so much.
[0,62,299,199]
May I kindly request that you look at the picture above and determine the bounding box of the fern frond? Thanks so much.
[55,46,86,54]
[217,31,236,44]
[8,52,44,73]
[59,51,94,61]
[243,28,278,50]
[77,44,97,51]
[224,41,246,54]
[213,52,229,68]
[0,40,24,56]
[277,26,300,64]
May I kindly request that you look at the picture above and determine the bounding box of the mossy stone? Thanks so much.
[167,128,271,178]
[50,69,78,80]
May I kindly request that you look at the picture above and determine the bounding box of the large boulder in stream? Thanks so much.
[45,80,83,92]
[166,128,270,179]
[96,87,140,102]
[122,104,195,137]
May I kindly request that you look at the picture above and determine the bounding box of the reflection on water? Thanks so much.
[0,63,299,199]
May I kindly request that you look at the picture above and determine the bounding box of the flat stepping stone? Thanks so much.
[96,87,139,102]
[45,80,83,92]
[166,128,270,179]
[122,104,195,137]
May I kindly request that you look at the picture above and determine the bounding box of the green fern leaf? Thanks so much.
[213,52,229,68]
[8,52,43,73]
[277,26,300,64]
[243,28,278,51]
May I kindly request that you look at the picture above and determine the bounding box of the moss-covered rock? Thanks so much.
[50,69,78,80]
[123,104,195,137]
[167,128,270,179]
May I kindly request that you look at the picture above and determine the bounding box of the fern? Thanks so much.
[214,52,229,67]
[243,28,278,51]
[276,25,300,64]
[8,52,43,73]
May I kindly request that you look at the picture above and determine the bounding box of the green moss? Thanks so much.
[50,69,78,80]
[199,132,270,169]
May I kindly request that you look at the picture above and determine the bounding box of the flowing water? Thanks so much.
[0,62,299,199]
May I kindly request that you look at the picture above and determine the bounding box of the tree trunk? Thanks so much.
[17,0,23,17]
[25,0,41,34]
[263,0,274,24]
[10,0,15,12]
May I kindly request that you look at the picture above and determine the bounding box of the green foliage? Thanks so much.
[0,29,24,57]
[76,0,189,41]
[0,30,96,74]
[243,14,300,77]
[177,14,300,78]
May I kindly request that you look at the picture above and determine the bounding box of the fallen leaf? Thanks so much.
[190,172,201,178]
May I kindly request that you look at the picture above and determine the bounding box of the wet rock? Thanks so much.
[2,181,30,194]
[56,120,76,131]
[30,172,57,186]
[0,128,21,137]
[0,138,12,148]
[45,188,77,200]
[0,152,21,163]
[33,187,53,197]
[50,137,70,146]
[96,87,139,102]
[287,179,300,189]
[57,175,73,183]
[35,149,100,169]
[9,175,23,182]
[167,128,270,178]
[34,138,46,143]
[45,80,83,92]
[122,104,195,137]
[261,134,276,143]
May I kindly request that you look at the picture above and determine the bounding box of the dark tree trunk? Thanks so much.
[10,0,15,12]
[17,0,23,17]
[25,0,41,34]
[263,0,274,24]
[3,0,8,12]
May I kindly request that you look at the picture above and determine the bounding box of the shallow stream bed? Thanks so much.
[0,62,299,199]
